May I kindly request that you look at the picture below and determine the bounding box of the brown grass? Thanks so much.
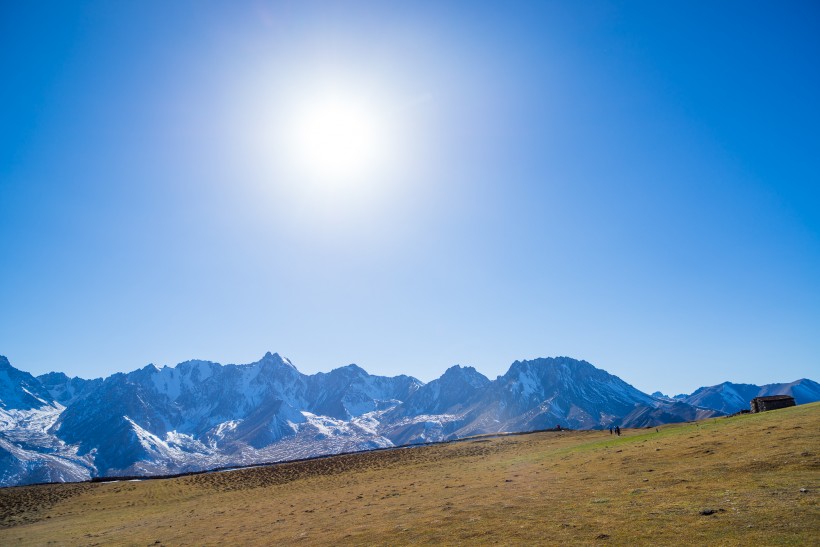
[1,403,818,545]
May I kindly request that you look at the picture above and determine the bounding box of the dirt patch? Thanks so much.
[0,482,94,528]
[180,440,505,493]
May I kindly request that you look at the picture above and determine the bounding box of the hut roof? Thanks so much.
[752,395,794,402]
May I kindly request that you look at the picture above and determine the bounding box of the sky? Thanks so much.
[1,1,818,395]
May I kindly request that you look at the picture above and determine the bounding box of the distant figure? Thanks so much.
[615,426,621,436]
[556,424,561,431]
[609,427,613,435]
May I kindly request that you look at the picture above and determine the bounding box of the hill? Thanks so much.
[1,354,733,486]
[1,402,817,545]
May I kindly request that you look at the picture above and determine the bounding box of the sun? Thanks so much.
[286,90,387,186]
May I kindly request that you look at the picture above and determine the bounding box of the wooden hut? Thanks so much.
[750,395,795,413]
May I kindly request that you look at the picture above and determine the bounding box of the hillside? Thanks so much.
[1,402,817,545]
[1,354,733,486]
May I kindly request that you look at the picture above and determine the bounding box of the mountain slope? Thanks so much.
[447,357,668,437]
[381,357,722,446]
[0,356,56,411]
[306,364,421,420]
[489,357,659,430]
[0,352,814,487]
[36,373,103,406]
[681,379,820,414]
[3,403,817,546]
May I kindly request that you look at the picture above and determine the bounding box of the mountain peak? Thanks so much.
[0,355,56,410]
[1,352,815,489]
[441,364,489,384]
[260,352,294,368]
[337,363,367,375]
[37,371,71,382]
[506,356,597,379]
[512,356,591,368]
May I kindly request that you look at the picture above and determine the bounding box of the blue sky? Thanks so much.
[1,1,818,394]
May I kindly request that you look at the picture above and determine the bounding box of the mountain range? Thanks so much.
[1,353,817,487]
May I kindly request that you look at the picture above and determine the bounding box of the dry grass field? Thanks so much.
[1,403,817,546]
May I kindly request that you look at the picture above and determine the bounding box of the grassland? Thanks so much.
[1,403,817,545]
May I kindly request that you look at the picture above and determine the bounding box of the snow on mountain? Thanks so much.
[0,356,56,410]
[378,365,490,444]
[36,372,103,406]
[465,357,663,433]
[387,365,490,418]
[0,352,813,487]
[306,364,421,420]
[679,379,820,414]
[39,352,423,478]
[756,379,820,405]
[679,382,761,414]
[382,358,712,445]
[50,352,312,474]
[0,434,92,486]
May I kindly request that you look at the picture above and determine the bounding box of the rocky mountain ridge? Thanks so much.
[0,353,815,487]
[671,379,820,414]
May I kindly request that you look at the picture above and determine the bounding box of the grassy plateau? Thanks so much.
[0,403,817,545]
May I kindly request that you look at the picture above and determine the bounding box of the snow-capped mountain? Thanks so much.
[49,352,415,476]
[0,356,95,485]
[677,379,820,414]
[481,357,660,430]
[387,365,490,418]
[378,365,492,445]
[36,372,103,406]
[383,357,715,444]
[0,356,56,411]
[305,363,420,420]
[0,352,816,487]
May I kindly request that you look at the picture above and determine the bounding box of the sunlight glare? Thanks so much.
[286,90,387,186]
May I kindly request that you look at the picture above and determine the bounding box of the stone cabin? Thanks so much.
[750,395,796,413]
